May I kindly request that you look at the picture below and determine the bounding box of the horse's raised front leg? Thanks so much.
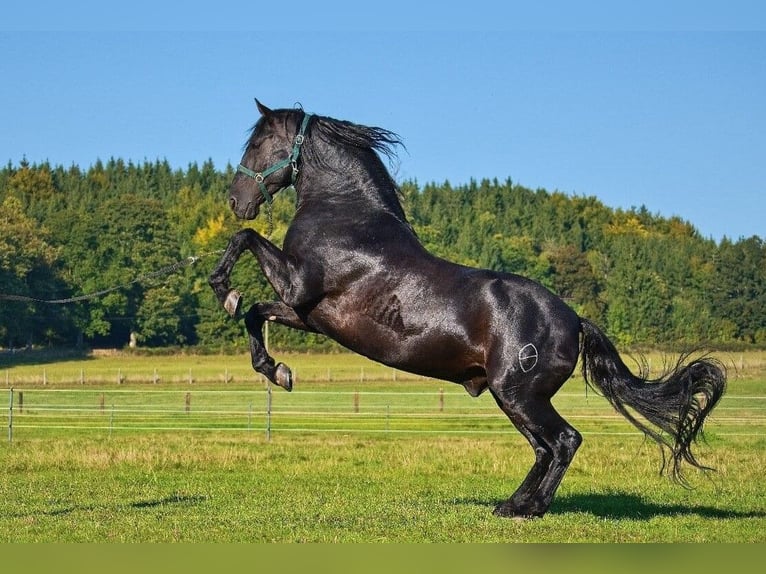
[208,231,252,318]
[244,301,318,391]
[208,228,318,318]
[209,229,323,390]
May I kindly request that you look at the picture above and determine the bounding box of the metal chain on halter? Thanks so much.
[264,200,274,237]
[0,250,224,305]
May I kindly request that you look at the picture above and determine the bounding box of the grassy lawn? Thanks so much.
[1,350,765,542]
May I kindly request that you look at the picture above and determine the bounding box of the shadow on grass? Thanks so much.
[551,492,766,520]
[129,494,208,509]
[0,347,93,368]
[457,492,766,520]
[6,494,208,519]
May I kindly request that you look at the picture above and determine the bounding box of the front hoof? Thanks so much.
[275,363,293,392]
[223,290,243,318]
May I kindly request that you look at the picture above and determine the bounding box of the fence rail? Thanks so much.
[5,386,766,443]
[2,365,435,387]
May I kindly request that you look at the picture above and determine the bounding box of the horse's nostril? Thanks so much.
[229,196,237,211]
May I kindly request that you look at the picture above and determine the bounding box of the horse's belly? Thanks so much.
[310,297,483,384]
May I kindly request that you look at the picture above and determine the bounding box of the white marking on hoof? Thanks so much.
[224,290,242,318]
[275,363,293,392]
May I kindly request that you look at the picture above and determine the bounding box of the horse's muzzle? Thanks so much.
[229,196,258,220]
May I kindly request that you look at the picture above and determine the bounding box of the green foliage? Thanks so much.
[1,160,764,350]
[0,195,69,346]
[710,237,766,344]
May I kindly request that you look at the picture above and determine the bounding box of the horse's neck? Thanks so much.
[298,166,408,225]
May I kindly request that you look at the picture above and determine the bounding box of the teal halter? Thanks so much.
[236,112,313,205]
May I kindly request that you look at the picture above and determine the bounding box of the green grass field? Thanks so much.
[1,350,765,542]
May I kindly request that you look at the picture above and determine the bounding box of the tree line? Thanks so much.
[1,158,764,352]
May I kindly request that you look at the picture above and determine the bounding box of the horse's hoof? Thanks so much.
[493,502,542,520]
[223,290,242,318]
[275,363,293,392]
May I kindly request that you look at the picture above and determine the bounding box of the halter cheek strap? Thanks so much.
[236,112,313,205]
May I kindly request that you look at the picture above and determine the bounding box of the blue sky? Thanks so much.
[1,9,764,242]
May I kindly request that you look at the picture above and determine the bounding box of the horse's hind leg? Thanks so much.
[490,377,582,519]
[244,301,317,391]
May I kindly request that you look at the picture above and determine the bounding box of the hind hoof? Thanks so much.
[493,501,543,520]
[223,290,242,318]
[275,363,293,392]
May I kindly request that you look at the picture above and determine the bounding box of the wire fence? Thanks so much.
[1,362,436,386]
[5,385,766,443]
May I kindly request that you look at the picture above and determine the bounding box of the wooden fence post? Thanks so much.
[8,388,13,444]
[266,383,272,441]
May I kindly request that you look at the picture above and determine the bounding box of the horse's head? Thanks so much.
[229,100,311,220]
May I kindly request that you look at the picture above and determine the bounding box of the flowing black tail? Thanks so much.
[579,317,727,484]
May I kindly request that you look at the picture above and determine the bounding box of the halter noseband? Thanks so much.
[236,112,313,205]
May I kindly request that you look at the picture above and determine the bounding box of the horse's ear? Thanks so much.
[254,98,272,117]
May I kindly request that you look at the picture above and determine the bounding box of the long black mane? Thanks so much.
[307,113,403,164]
[303,111,410,224]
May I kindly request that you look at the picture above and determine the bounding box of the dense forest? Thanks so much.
[1,158,764,352]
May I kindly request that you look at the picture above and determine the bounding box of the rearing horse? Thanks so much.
[209,100,726,519]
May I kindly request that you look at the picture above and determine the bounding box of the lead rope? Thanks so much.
[0,250,224,305]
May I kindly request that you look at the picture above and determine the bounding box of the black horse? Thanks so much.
[209,100,726,519]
